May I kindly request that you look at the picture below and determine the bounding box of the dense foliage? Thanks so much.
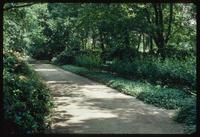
[51,48,76,65]
[11,3,195,63]
[3,51,52,133]
[75,54,103,70]
[174,99,196,134]
[109,57,196,90]
[3,3,196,134]
[3,3,53,133]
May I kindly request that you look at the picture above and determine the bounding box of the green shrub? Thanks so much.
[27,33,66,60]
[107,46,137,61]
[3,51,53,133]
[109,57,196,90]
[52,51,74,65]
[75,54,103,70]
[174,98,196,134]
[27,44,52,60]
[165,45,194,60]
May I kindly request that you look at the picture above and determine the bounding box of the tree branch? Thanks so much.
[3,3,35,11]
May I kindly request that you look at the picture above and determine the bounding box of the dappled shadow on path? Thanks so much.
[31,63,183,134]
[47,83,183,134]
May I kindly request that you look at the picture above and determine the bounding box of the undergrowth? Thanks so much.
[3,50,53,133]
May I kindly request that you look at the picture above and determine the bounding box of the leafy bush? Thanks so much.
[3,51,53,133]
[27,27,67,61]
[109,57,196,90]
[108,46,138,61]
[75,54,103,70]
[174,98,196,134]
[52,50,75,65]
[28,44,52,60]
[165,45,195,59]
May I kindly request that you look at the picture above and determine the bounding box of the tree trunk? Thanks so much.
[149,35,153,54]
[99,31,105,52]
[137,34,141,52]
[92,34,96,50]
[99,31,106,63]
[124,27,130,48]
[165,3,173,44]
[153,3,165,59]
[143,33,146,53]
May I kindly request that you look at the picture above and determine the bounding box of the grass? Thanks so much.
[60,64,196,133]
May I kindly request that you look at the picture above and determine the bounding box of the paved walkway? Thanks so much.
[31,63,183,134]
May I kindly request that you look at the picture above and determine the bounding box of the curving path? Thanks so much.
[31,63,183,134]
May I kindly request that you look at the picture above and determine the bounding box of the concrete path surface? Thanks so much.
[31,63,184,134]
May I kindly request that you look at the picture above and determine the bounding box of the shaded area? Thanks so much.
[31,62,184,134]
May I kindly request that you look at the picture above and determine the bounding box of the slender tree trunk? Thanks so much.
[165,3,173,44]
[149,35,153,54]
[99,31,106,63]
[124,27,130,48]
[153,3,165,59]
[92,35,96,50]
[158,4,165,59]
[99,31,105,52]
[143,34,146,53]
[137,34,141,52]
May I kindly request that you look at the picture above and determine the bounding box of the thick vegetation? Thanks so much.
[109,57,196,91]
[3,4,53,134]
[3,3,196,134]
[3,51,52,133]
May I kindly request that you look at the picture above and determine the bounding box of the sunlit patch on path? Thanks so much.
[31,63,184,134]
